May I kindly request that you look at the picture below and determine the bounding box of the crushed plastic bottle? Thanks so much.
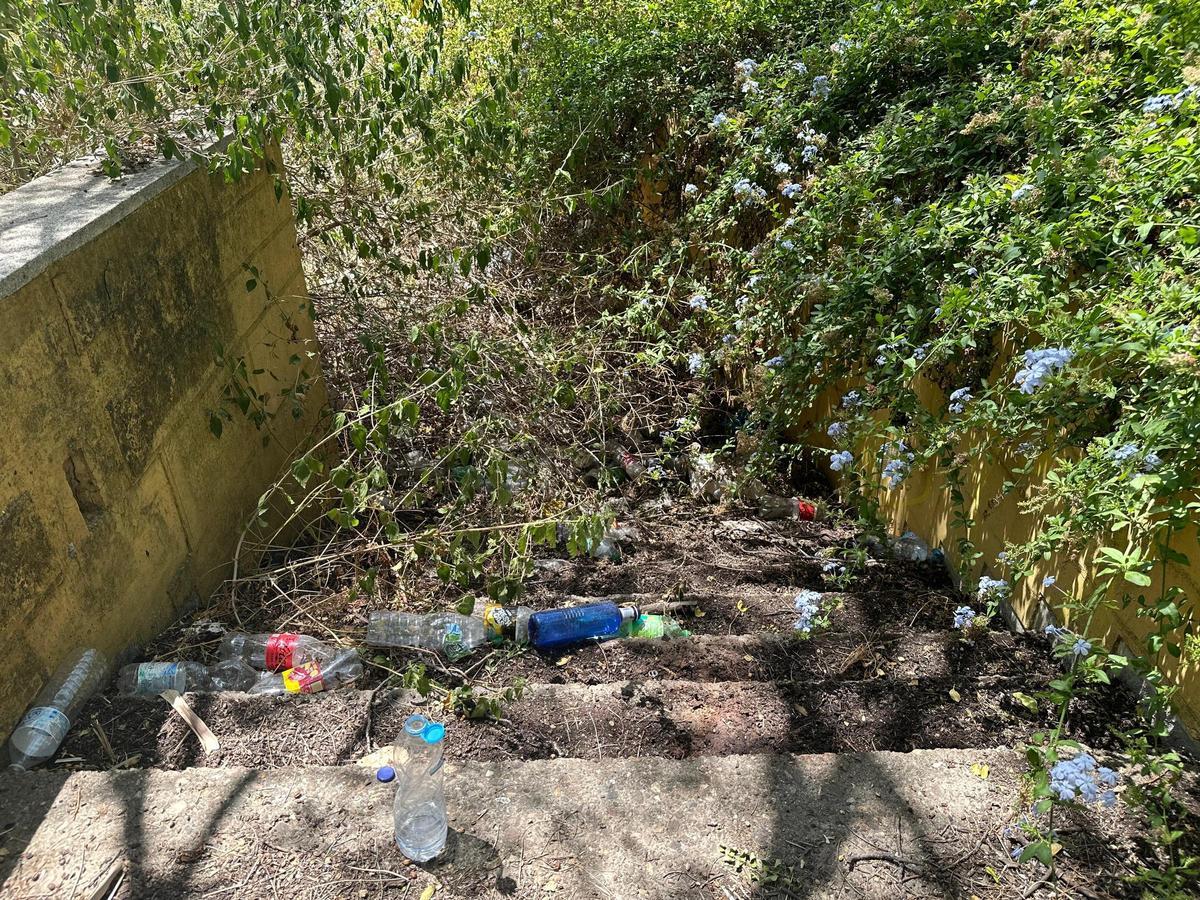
[7,648,109,771]
[366,611,485,661]
[892,531,931,562]
[218,632,336,672]
[618,613,691,640]
[529,602,638,652]
[588,524,638,561]
[758,495,823,521]
[248,649,363,695]
[393,714,448,862]
[116,659,258,695]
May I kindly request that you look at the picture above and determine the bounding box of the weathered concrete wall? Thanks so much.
[0,148,326,740]
[801,376,1199,739]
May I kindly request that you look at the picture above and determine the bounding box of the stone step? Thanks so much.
[450,628,1053,686]
[0,749,1036,900]
[59,673,1130,771]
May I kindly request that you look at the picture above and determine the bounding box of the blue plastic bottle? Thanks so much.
[528,602,638,652]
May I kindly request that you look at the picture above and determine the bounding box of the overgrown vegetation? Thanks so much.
[5,0,1199,892]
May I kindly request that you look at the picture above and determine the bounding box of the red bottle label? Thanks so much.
[795,500,816,521]
[265,633,299,671]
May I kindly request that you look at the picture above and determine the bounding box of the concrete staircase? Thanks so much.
[0,502,1137,899]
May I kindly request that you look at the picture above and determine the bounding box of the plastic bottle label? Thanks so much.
[136,663,179,694]
[795,500,816,521]
[440,623,470,661]
[19,706,70,742]
[281,662,324,693]
[482,605,516,643]
[266,633,300,671]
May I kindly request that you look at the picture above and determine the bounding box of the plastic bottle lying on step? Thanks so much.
[7,648,109,771]
[617,613,691,640]
[528,602,638,652]
[366,611,486,661]
[757,495,825,521]
[247,649,363,695]
[218,632,336,672]
[116,659,258,696]
[393,714,448,862]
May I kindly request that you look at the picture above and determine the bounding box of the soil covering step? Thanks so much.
[0,749,1103,900]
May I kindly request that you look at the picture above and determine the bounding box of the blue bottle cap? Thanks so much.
[421,722,446,744]
[376,765,396,783]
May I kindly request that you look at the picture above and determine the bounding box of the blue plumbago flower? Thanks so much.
[1072,638,1092,657]
[1017,441,1038,458]
[688,292,708,310]
[1013,347,1073,394]
[1045,624,1067,639]
[966,266,978,276]
[722,334,736,346]
[977,576,1009,602]
[736,294,750,310]
[747,275,764,289]
[764,355,785,369]
[1043,575,1056,588]
[774,160,792,175]
[734,58,758,78]
[827,421,848,439]
[1112,442,1138,462]
[913,343,929,361]
[1010,847,1023,862]
[793,590,823,633]
[892,195,903,206]
[801,144,821,164]
[1142,85,1198,115]
[1049,753,1118,807]
[733,178,767,204]
[683,183,699,197]
[997,551,1008,564]
[948,387,972,414]
[811,75,831,99]
[465,29,485,40]
[1143,452,1163,472]
[782,183,803,199]
[780,239,795,250]
[1011,183,1036,203]
[687,352,704,375]
[829,450,854,472]
[793,61,808,75]
[880,440,914,489]
[740,78,760,95]
[953,605,975,629]
[842,390,863,408]
[711,112,730,128]
[822,560,844,574]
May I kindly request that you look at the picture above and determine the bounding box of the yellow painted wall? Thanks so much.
[801,377,1199,737]
[0,148,327,739]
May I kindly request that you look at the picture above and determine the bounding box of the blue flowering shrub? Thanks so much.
[445,0,1199,888]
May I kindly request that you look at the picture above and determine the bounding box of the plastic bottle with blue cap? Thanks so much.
[392,714,448,861]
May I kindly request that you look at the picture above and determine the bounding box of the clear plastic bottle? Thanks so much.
[116,659,258,695]
[117,661,210,695]
[217,632,335,672]
[892,531,931,562]
[7,648,109,771]
[393,714,448,862]
[366,611,486,661]
[758,495,823,521]
[618,451,646,479]
[528,602,638,652]
[247,649,363,695]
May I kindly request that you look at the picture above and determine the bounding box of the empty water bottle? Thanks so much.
[116,659,258,695]
[218,632,336,672]
[758,495,823,521]
[393,714,448,862]
[7,648,109,771]
[529,602,638,652]
[617,450,646,479]
[366,611,485,661]
[248,649,363,695]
